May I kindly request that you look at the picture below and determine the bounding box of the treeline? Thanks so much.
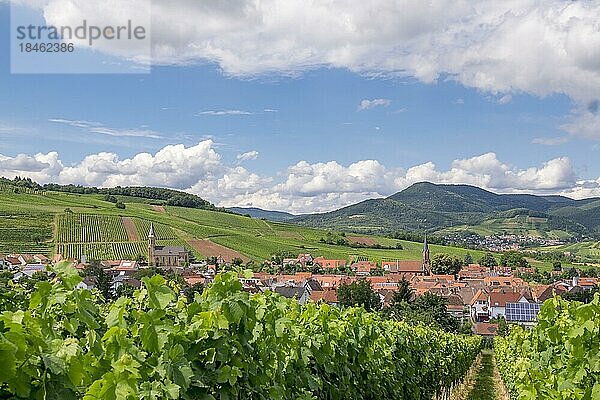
[2,177,216,210]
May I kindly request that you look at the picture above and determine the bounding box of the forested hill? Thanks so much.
[292,182,600,238]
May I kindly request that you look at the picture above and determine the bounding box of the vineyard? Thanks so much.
[56,214,129,243]
[495,294,600,399]
[0,212,53,254]
[0,265,481,399]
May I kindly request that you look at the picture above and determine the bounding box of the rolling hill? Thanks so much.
[293,182,600,239]
[0,179,490,265]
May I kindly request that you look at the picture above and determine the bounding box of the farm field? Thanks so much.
[0,186,593,269]
[439,215,574,240]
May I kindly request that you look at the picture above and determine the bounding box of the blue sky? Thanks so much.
[1,1,599,213]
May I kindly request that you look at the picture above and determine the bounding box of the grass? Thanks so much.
[467,349,498,400]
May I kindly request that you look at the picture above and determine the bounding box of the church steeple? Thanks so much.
[422,234,431,275]
[148,223,156,265]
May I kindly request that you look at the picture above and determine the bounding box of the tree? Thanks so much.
[336,279,381,311]
[183,282,204,303]
[387,292,459,332]
[490,316,508,336]
[391,278,413,304]
[500,251,528,268]
[231,258,244,267]
[479,252,498,268]
[115,201,126,209]
[83,261,111,299]
[552,261,562,271]
[431,253,463,275]
[463,253,473,265]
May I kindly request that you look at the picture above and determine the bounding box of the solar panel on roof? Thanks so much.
[505,302,542,322]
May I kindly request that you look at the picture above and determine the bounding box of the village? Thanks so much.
[1,223,597,339]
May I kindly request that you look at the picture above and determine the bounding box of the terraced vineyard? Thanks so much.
[134,218,177,239]
[0,212,53,254]
[56,214,128,243]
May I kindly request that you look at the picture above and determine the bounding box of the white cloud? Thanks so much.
[0,142,597,213]
[16,1,600,139]
[560,109,600,141]
[358,98,391,111]
[49,118,163,139]
[236,150,259,162]
[196,110,253,116]
[453,98,465,105]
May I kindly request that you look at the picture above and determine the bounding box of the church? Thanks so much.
[381,236,432,275]
[147,223,189,268]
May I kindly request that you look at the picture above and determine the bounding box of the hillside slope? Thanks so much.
[293,182,599,238]
[0,182,487,263]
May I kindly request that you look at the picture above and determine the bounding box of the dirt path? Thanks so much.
[450,349,509,400]
[187,239,250,263]
[348,236,376,246]
[121,217,139,241]
[151,205,166,213]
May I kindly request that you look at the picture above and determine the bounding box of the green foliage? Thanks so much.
[500,251,528,268]
[431,253,463,275]
[0,265,482,399]
[479,252,498,268]
[495,295,600,399]
[387,292,460,333]
[336,279,381,311]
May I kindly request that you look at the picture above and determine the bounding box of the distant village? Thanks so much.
[443,232,567,252]
[2,223,597,338]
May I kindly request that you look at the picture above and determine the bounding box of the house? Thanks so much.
[313,257,346,269]
[34,254,50,264]
[471,289,490,322]
[310,290,338,306]
[77,276,98,290]
[471,288,530,321]
[274,286,310,304]
[351,261,377,275]
[473,323,498,338]
[445,294,468,321]
[3,257,21,269]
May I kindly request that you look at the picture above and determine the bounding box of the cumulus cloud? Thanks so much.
[0,142,597,213]
[236,150,259,162]
[15,1,600,139]
[358,98,391,111]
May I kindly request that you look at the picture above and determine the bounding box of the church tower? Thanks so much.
[422,235,431,275]
[148,223,156,265]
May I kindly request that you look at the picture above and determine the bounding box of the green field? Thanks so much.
[536,241,600,265]
[0,186,505,263]
[439,215,574,239]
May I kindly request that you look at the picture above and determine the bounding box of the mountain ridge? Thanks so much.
[292,182,600,238]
